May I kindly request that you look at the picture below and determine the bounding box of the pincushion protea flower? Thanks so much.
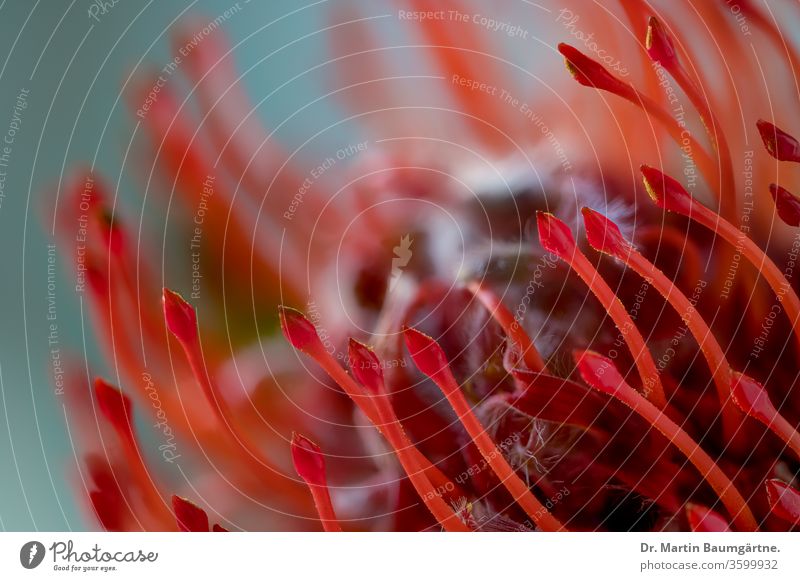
[50,1,800,531]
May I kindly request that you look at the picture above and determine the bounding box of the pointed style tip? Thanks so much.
[769,184,800,227]
[172,495,210,532]
[558,43,632,98]
[162,288,197,344]
[347,339,385,394]
[573,350,625,395]
[757,119,800,162]
[685,504,731,532]
[640,165,694,214]
[536,212,576,258]
[291,432,327,487]
[403,327,451,385]
[278,306,322,352]
[730,372,777,425]
[765,479,800,525]
[94,378,134,440]
[645,16,677,67]
[581,207,631,257]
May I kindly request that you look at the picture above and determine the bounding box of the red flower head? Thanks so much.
[51,1,800,532]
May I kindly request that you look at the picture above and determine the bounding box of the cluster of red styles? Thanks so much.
[52,1,800,531]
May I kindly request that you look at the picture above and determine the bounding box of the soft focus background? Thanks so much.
[0,0,384,531]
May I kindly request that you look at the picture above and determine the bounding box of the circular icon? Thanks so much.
[20,541,46,569]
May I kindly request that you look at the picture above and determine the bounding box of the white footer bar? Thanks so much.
[1,532,798,580]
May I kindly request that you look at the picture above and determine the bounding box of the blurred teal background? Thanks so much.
[0,0,365,531]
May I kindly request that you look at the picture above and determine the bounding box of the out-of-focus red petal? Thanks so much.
[507,370,612,431]
[90,490,126,532]
[558,43,634,99]
[646,17,678,68]
[770,184,800,227]
[765,480,800,525]
[686,504,731,531]
[162,289,197,344]
[94,378,134,443]
[172,495,210,532]
[757,119,800,162]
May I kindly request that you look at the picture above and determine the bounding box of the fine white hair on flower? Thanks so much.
[556,174,637,244]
